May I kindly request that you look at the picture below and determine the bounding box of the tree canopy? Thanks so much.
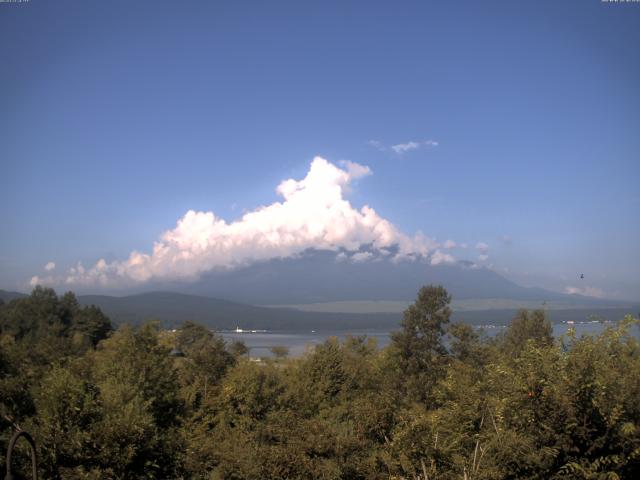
[1,285,639,479]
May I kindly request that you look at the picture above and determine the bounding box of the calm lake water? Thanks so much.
[220,321,639,358]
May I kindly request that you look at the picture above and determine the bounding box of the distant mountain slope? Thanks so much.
[169,249,623,306]
[77,291,401,330]
[3,289,635,331]
[3,249,634,331]
[0,289,27,303]
[76,291,637,330]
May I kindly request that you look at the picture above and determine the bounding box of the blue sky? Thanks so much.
[1,0,638,299]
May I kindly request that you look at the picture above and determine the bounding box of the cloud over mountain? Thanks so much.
[475,242,489,254]
[34,157,455,288]
[564,285,605,298]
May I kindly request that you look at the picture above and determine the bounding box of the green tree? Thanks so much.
[502,309,553,356]
[448,322,486,365]
[87,323,184,479]
[270,345,289,359]
[32,364,101,479]
[70,304,112,347]
[176,321,235,409]
[296,337,349,411]
[390,285,452,404]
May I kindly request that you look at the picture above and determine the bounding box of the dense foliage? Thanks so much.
[1,286,639,479]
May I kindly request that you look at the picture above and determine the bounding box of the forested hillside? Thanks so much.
[1,286,639,479]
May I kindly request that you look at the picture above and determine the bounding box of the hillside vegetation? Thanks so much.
[1,286,639,479]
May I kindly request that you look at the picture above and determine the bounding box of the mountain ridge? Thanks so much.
[2,289,637,332]
[168,249,629,305]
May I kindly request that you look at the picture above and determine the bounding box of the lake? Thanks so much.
[220,321,639,358]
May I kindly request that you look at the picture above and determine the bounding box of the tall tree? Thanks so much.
[503,309,553,356]
[390,285,452,404]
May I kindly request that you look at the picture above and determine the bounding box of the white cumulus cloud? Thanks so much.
[430,250,456,265]
[564,286,606,298]
[46,156,448,288]
[391,140,439,154]
[475,242,489,254]
[351,251,374,263]
[367,140,385,150]
[443,239,468,250]
[391,141,421,154]
[443,239,457,249]
[44,261,56,271]
[369,139,439,154]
